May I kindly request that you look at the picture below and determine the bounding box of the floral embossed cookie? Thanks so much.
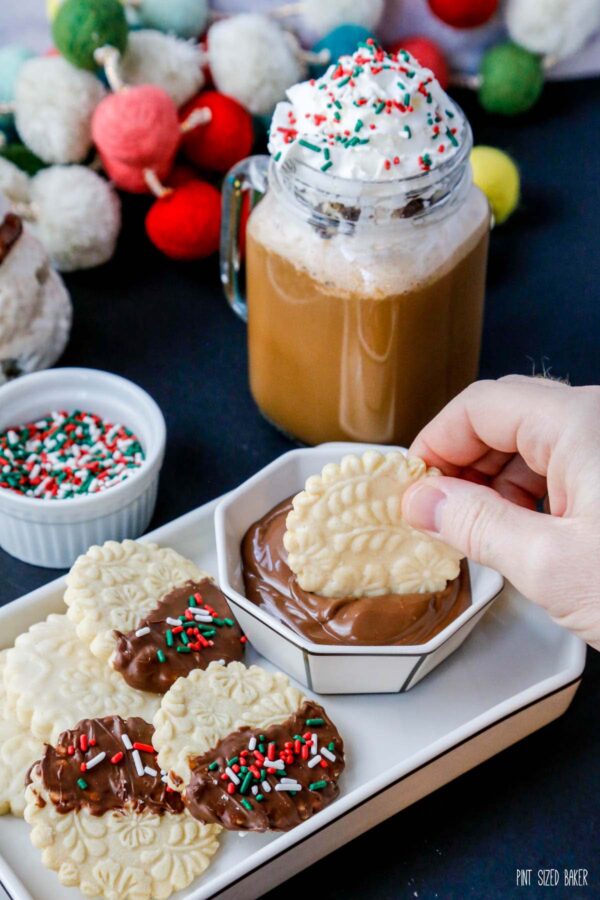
[64,540,245,693]
[25,715,220,900]
[153,661,345,831]
[283,450,463,598]
[3,614,160,743]
[0,650,44,816]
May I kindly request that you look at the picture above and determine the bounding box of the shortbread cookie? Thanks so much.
[153,662,345,831]
[25,715,220,900]
[3,614,160,743]
[283,450,463,598]
[0,650,44,816]
[65,541,244,692]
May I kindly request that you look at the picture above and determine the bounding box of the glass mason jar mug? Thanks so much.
[221,122,490,447]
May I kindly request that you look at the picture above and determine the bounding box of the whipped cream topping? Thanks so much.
[268,40,465,182]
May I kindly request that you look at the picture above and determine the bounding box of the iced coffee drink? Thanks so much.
[222,41,490,445]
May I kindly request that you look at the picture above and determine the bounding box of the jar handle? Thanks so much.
[220,155,270,323]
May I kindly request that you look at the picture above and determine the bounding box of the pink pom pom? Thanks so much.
[92,85,180,193]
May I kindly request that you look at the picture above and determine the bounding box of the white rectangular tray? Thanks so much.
[0,496,586,900]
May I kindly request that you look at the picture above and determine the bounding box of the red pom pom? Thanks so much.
[145,180,221,261]
[390,37,449,89]
[180,90,254,174]
[427,0,498,29]
[92,85,180,193]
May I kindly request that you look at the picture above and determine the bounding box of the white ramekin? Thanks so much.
[0,367,166,568]
[215,442,504,694]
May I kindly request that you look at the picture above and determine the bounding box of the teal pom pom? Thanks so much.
[138,0,208,39]
[0,45,35,132]
[311,24,374,77]
[52,0,128,71]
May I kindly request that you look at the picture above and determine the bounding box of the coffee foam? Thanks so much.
[248,184,489,300]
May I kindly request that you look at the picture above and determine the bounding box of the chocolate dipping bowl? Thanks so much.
[215,443,504,694]
[0,367,166,568]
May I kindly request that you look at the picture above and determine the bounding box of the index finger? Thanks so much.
[408,376,572,477]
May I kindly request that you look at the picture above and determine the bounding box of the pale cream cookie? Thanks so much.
[3,614,160,743]
[64,540,210,664]
[153,661,305,788]
[283,450,463,597]
[0,650,44,816]
[153,662,345,832]
[24,715,220,900]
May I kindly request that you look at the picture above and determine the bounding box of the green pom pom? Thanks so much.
[0,143,47,176]
[479,42,544,116]
[52,0,128,71]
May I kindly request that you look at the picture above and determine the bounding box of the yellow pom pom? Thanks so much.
[47,0,63,20]
[470,145,520,225]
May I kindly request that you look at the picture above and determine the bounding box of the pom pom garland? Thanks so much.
[14,56,105,164]
[180,91,254,174]
[145,179,221,260]
[506,0,600,60]
[136,0,209,40]
[311,24,375,78]
[479,41,544,115]
[52,0,128,71]
[118,30,205,108]
[470,145,520,225]
[29,165,121,271]
[207,14,305,116]
[92,85,181,193]
[427,0,499,29]
[388,37,449,90]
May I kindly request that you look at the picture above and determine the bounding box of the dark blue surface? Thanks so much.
[0,79,598,899]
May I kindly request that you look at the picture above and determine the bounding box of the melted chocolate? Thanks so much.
[113,580,244,694]
[184,700,344,831]
[242,497,470,645]
[0,213,22,263]
[30,716,183,816]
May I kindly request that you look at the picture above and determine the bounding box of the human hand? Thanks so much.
[401,376,600,650]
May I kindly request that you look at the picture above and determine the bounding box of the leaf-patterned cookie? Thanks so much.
[3,615,160,743]
[153,662,305,787]
[25,767,220,900]
[64,541,210,663]
[283,450,463,597]
[0,650,44,816]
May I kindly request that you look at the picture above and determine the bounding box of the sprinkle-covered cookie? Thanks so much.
[283,450,463,598]
[0,650,44,816]
[153,662,345,831]
[25,716,220,900]
[3,614,160,743]
[64,540,244,692]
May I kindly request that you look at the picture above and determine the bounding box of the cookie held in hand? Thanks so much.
[283,450,463,598]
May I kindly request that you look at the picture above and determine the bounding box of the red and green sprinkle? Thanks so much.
[0,410,144,500]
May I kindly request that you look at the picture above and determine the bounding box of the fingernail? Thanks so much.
[403,483,446,533]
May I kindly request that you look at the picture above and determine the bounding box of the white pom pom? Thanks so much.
[119,30,205,108]
[0,157,30,207]
[208,14,304,115]
[0,224,71,382]
[14,57,105,164]
[29,166,121,272]
[302,0,384,37]
[506,0,600,59]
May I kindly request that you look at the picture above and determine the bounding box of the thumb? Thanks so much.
[402,475,562,598]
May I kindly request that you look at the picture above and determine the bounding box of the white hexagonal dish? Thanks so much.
[215,442,505,694]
